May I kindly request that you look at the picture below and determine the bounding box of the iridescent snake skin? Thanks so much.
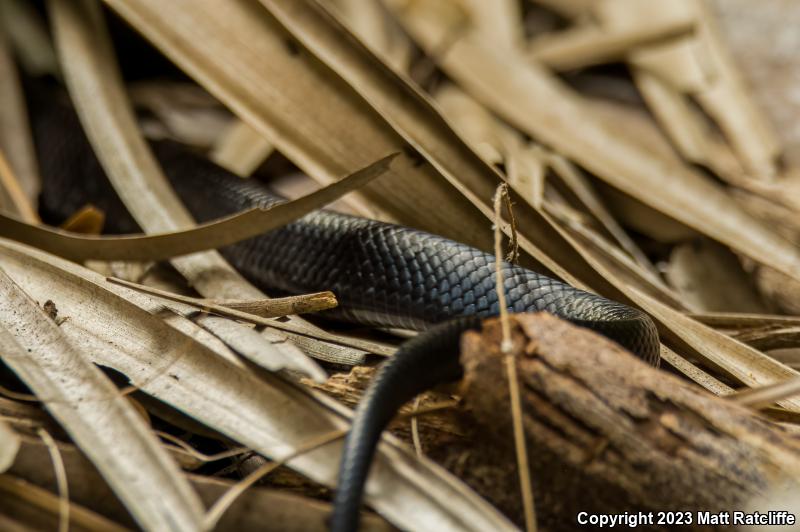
[31,90,659,532]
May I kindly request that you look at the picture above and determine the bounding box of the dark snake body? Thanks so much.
[33,94,659,360]
[30,90,659,531]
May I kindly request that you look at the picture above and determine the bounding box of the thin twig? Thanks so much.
[107,277,393,356]
[397,399,460,420]
[107,276,337,318]
[494,183,536,532]
[411,396,423,458]
[728,377,800,409]
[502,189,519,263]
[38,428,69,532]
[493,184,513,354]
[0,383,39,402]
[156,430,250,463]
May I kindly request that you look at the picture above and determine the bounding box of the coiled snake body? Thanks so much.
[31,90,659,531]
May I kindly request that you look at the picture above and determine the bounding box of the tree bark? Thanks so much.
[456,313,800,530]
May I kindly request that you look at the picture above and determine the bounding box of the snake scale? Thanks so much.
[29,85,659,532]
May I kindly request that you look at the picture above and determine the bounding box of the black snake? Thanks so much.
[29,85,659,531]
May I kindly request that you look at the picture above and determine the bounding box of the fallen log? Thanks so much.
[456,313,800,530]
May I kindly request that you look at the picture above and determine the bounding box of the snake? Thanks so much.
[29,84,660,531]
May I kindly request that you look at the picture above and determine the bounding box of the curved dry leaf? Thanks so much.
[528,16,694,71]
[0,238,514,532]
[0,153,395,261]
[0,265,204,531]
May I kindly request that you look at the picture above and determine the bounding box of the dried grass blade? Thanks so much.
[659,346,735,397]
[528,19,694,71]
[0,153,395,261]
[729,377,800,410]
[0,151,37,223]
[109,278,340,319]
[692,0,781,178]
[688,312,800,330]
[630,287,800,409]
[0,266,205,531]
[0,23,40,204]
[731,327,800,352]
[37,428,68,532]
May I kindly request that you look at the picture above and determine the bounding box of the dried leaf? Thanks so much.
[0,264,205,531]
[0,153,395,261]
[528,17,693,70]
